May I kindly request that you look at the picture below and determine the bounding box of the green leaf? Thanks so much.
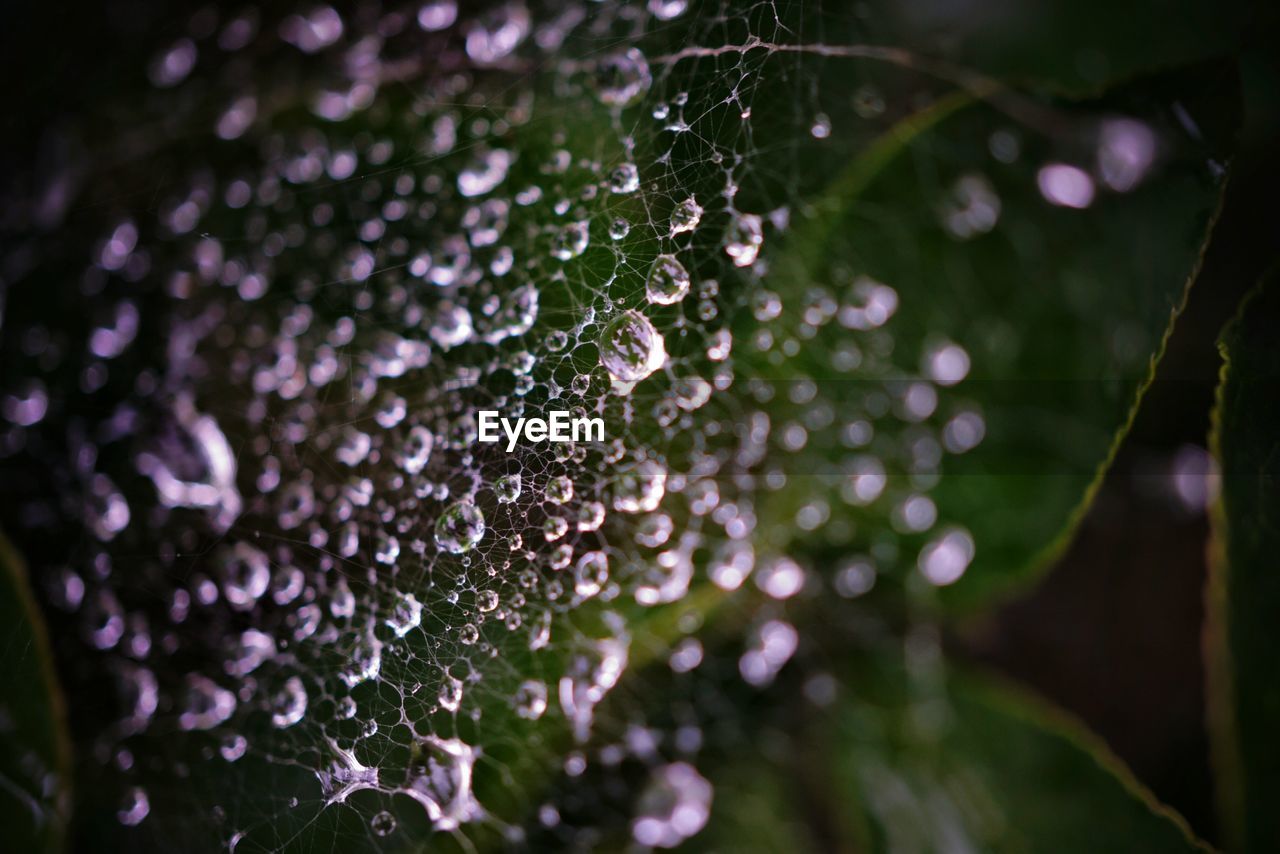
[0,532,72,851]
[752,65,1235,610]
[835,666,1209,852]
[703,656,1207,852]
[1206,267,1280,853]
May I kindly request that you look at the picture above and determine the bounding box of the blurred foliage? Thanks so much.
[0,534,71,851]
[705,655,1209,853]
[1207,268,1280,854]
[758,64,1234,611]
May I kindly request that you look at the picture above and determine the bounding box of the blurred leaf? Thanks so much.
[833,664,1209,853]
[1206,267,1280,853]
[704,655,1207,852]
[754,65,1235,610]
[0,532,72,851]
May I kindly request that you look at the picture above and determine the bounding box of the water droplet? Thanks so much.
[608,217,631,240]
[577,501,606,532]
[612,460,667,513]
[226,628,275,677]
[755,556,805,599]
[435,501,486,554]
[371,809,397,837]
[340,633,383,687]
[608,162,640,194]
[573,550,609,598]
[220,733,248,762]
[465,4,530,64]
[595,48,652,107]
[270,676,308,728]
[544,475,574,505]
[403,736,483,830]
[458,148,512,197]
[1038,163,1095,209]
[804,109,831,138]
[648,0,689,20]
[725,213,763,267]
[1098,118,1156,192]
[646,254,691,305]
[924,341,970,386]
[438,674,464,711]
[118,786,151,826]
[494,474,522,504]
[479,284,539,344]
[543,515,570,542]
[739,620,798,686]
[179,674,237,731]
[631,763,712,848]
[417,1,457,31]
[669,196,703,236]
[386,592,424,637]
[918,528,975,586]
[599,310,666,384]
[551,221,589,261]
[217,545,270,612]
[515,679,548,719]
[428,302,474,351]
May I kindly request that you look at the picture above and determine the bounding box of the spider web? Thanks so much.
[0,0,1167,849]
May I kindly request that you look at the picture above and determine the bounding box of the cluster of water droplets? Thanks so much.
[0,0,1011,847]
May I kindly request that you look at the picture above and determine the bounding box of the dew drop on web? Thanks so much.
[594,48,652,107]
[435,500,486,554]
[599,310,667,384]
[645,253,691,305]
[668,195,703,235]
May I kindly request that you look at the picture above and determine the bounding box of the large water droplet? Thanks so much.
[403,736,483,830]
[494,473,522,504]
[599,310,666,384]
[646,254,691,305]
[544,475,574,505]
[609,162,640,194]
[435,501,486,554]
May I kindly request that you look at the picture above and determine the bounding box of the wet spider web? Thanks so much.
[0,0,1176,849]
